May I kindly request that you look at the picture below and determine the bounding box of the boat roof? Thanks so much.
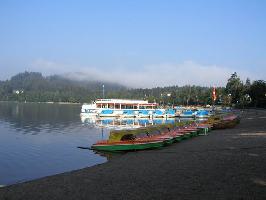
[96,99,157,105]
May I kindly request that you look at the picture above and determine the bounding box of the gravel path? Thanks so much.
[1,109,266,200]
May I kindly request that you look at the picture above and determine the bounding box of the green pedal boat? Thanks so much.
[91,139,165,152]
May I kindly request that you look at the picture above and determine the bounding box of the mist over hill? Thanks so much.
[0,71,218,104]
[0,72,127,103]
[0,71,264,107]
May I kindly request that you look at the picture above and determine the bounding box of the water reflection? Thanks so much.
[93,150,125,161]
[0,102,197,185]
[0,102,107,185]
[0,102,81,135]
[80,115,194,130]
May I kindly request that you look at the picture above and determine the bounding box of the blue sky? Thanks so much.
[0,0,266,87]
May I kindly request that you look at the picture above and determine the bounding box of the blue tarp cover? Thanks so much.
[123,110,134,115]
[139,110,149,115]
[166,109,175,114]
[101,109,113,114]
[154,110,164,115]
[183,110,194,115]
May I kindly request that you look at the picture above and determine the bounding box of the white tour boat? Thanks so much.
[81,99,159,118]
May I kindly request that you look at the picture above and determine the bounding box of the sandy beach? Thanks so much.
[1,109,266,200]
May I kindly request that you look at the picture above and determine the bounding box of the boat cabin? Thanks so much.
[95,99,158,110]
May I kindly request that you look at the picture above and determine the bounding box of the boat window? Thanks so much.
[126,105,133,109]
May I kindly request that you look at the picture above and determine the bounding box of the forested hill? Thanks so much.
[0,71,220,104]
[0,71,265,107]
[0,72,127,103]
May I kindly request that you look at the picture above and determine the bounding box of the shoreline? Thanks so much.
[0,109,266,199]
[0,101,82,105]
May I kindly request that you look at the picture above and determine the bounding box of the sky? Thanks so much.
[0,0,266,88]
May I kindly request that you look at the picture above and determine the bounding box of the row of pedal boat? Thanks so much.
[91,123,211,151]
[98,109,211,118]
[87,109,211,118]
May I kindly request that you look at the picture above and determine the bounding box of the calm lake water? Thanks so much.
[0,102,110,186]
[0,102,188,185]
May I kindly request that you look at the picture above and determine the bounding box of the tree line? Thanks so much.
[0,72,125,103]
[0,71,265,108]
[225,72,266,108]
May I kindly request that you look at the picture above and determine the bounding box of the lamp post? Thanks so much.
[167,93,171,107]
[102,84,105,99]
[228,93,232,107]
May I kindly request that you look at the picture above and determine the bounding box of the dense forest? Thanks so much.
[0,72,126,103]
[0,71,265,108]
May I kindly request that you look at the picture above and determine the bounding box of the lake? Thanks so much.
[0,102,188,185]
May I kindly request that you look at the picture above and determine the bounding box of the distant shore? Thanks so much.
[1,109,266,199]
[0,101,82,105]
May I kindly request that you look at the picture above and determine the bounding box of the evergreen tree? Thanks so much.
[225,72,244,105]
[249,80,266,108]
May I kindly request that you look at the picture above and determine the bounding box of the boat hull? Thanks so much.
[120,115,136,118]
[80,112,98,116]
[99,114,119,117]
[92,140,165,151]
[137,115,150,118]
[153,115,165,118]
[166,114,176,118]
[179,115,194,118]
[195,115,209,118]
